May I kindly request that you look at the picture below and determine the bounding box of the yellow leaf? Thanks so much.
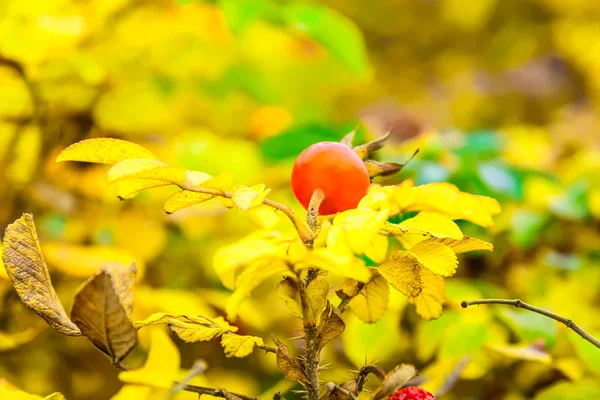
[213,231,288,289]
[134,313,214,329]
[306,276,329,323]
[276,279,302,317]
[119,328,180,389]
[220,333,264,358]
[110,165,186,186]
[2,214,81,336]
[226,259,291,321]
[71,270,138,364]
[247,205,281,228]
[275,342,309,384]
[169,317,236,343]
[164,190,215,214]
[317,302,345,352]
[349,271,389,324]
[331,208,389,256]
[340,278,361,297]
[231,184,271,212]
[408,268,446,320]
[109,178,172,200]
[42,242,146,280]
[397,212,463,248]
[107,158,167,182]
[378,251,423,298]
[56,138,158,164]
[365,233,389,264]
[408,241,458,277]
[429,236,493,254]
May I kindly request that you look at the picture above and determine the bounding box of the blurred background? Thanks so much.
[1,0,600,399]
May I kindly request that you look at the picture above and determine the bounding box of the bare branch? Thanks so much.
[166,360,207,400]
[181,385,257,400]
[462,299,600,350]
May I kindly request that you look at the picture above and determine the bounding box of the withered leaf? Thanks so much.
[2,214,81,336]
[102,262,136,318]
[306,275,329,323]
[71,270,138,364]
[276,278,302,316]
[353,131,390,160]
[364,160,404,178]
[317,302,345,352]
[276,342,309,384]
[369,364,416,400]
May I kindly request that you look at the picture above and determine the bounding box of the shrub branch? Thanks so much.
[298,274,320,400]
[462,299,600,350]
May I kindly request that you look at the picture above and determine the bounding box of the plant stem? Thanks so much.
[326,382,357,400]
[256,343,278,354]
[298,276,320,400]
[337,282,365,313]
[462,299,600,350]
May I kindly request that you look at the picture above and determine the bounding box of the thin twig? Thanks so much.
[462,299,600,350]
[166,360,208,400]
[337,282,365,313]
[326,383,357,400]
[256,343,278,354]
[356,364,387,393]
[181,385,257,400]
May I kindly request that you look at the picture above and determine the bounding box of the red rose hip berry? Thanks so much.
[291,142,370,215]
[388,387,435,400]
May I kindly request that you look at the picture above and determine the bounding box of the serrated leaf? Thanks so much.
[408,241,458,277]
[306,276,329,323]
[168,317,237,343]
[276,279,302,317]
[369,364,416,400]
[220,333,264,358]
[2,214,81,336]
[396,212,462,248]
[378,251,423,298]
[330,208,389,257]
[119,328,180,389]
[56,138,158,164]
[134,313,214,329]
[349,271,389,324]
[428,236,493,253]
[102,262,136,318]
[408,268,446,320]
[276,342,309,384]
[339,278,361,297]
[163,190,215,214]
[71,270,138,364]
[317,302,345,352]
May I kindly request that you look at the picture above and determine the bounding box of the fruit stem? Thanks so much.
[462,299,600,350]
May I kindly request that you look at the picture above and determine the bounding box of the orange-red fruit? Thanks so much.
[291,142,370,215]
[388,387,435,400]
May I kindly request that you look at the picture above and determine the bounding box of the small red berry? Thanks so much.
[291,142,370,215]
[388,387,435,400]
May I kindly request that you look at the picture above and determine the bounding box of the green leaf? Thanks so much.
[534,379,600,400]
[284,4,369,74]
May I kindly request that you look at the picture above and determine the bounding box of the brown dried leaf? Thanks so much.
[364,160,404,178]
[353,131,390,160]
[317,302,345,352]
[2,214,81,336]
[102,262,136,318]
[276,342,309,384]
[71,270,138,364]
[369,364,416,400]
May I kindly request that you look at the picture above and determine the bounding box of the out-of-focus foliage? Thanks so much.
[1,0,600,399]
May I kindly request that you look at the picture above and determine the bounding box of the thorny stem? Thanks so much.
[183,187,315,246]
[326,382,357,400]
[356,365,387,394]
[462,299,600,350]
[298,274,320,400]
[181,385,257,400]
